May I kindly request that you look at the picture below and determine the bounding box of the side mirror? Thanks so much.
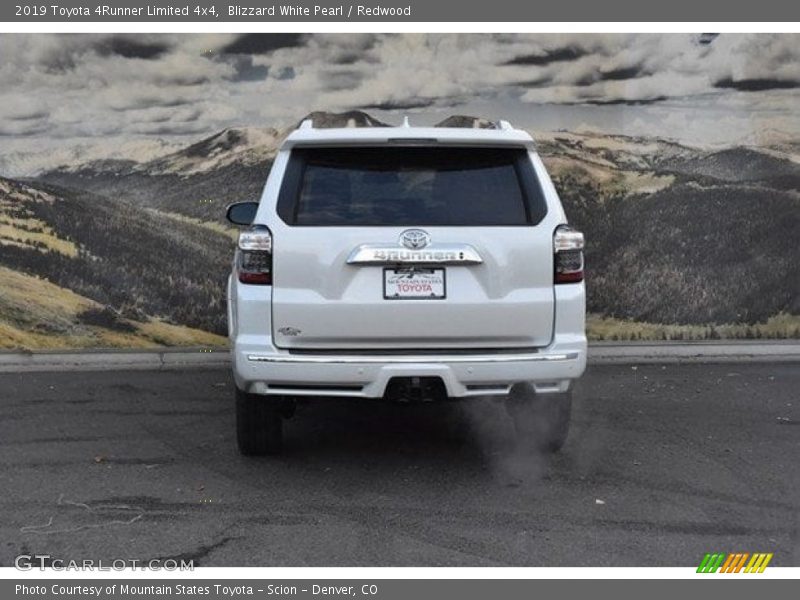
[226,201,259,226]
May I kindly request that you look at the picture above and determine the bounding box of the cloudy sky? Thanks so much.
[1,33,799,154]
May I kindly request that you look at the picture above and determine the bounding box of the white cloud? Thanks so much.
[0,33,797,148]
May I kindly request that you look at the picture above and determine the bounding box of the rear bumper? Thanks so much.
[232,339,586,398]
[229,274,587,398]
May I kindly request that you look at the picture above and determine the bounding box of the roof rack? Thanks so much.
[296,116,517,131]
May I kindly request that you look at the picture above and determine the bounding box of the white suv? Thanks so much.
[226,118,586,455]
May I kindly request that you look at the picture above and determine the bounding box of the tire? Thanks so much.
[235,387,284,456]
[506,383,572,453]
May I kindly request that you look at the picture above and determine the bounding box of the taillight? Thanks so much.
[554,225,584,284]
[237,225,272,285]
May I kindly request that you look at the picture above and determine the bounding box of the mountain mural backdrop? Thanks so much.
[1,111,798,349]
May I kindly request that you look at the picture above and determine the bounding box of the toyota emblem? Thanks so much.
[399,229,431,250]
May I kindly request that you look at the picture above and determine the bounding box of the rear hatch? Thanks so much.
[271,145,554,351]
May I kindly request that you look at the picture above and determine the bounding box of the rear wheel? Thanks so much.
[235,388,284,456]
[506,383,571,453]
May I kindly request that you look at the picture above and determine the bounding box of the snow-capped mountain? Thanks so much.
[299,110,389,129]
[139,127,284,177]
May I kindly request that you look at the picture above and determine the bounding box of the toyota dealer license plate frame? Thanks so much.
[383,267,446,300]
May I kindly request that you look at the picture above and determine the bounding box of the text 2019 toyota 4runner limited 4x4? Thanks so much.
[226,118,586,455]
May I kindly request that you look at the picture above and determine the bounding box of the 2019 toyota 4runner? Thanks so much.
[226,118,586,455]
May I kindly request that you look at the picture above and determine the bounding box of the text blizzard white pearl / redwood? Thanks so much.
[227,5,413,17]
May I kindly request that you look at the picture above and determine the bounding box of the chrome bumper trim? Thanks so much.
[246,352,579,364]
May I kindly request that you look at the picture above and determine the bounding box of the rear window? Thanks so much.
[276,146,547,226]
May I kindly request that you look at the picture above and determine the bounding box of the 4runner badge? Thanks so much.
[399,229,431,250]
[278,327,302,336]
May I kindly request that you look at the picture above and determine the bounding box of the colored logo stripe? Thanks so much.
[745,553,773,573]
[697,553,726,573]
[697,552,773,573]
[733,553,750,573]
[719,553,750,573]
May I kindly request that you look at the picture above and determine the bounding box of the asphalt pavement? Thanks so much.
[1,363,798,566]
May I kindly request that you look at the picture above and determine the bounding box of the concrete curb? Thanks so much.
[0,348,230,373]
[1,342,799,372]
[588,341,800,364]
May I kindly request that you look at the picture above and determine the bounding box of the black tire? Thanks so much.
[236,388,284,456]
[506,383,572,453]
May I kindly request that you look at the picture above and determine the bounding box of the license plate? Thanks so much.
[383,268,446,300]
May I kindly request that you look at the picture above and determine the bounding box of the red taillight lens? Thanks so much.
[237,226,272,285]
[554,225,584,284]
